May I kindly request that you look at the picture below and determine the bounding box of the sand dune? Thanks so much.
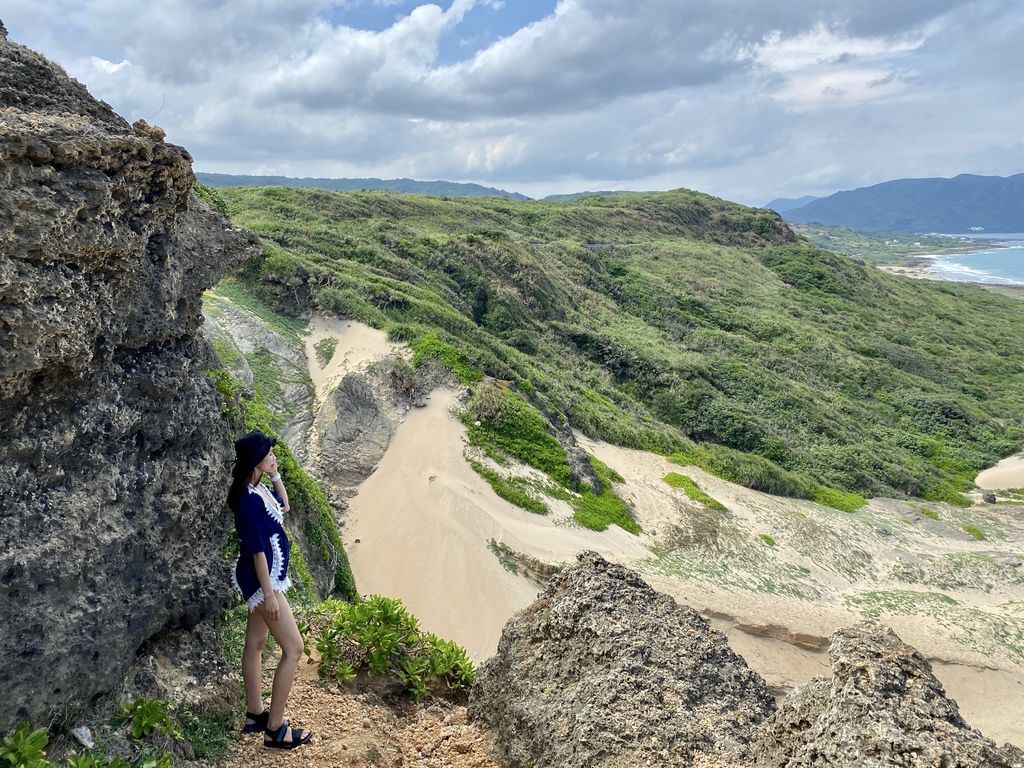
[977,453,1024,490]
[344,389,646,660]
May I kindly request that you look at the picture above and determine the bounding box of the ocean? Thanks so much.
[925,233,1024,285]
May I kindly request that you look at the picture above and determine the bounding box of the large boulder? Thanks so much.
[0,25,259,732]
[469,551,776,767]
[757,623,1024,768]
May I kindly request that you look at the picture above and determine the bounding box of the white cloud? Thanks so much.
[4,0,1022,202]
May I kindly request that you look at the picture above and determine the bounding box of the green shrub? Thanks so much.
[115,699,182,741]
[314,596,475,702]
[921,508,941,521]
[573,455,640,534]
[0,724,52,768]
[662,472,727,511]
[757,533,777,547]
[176,705,234,761]
[193,181,229,216]
[314,337,338,366]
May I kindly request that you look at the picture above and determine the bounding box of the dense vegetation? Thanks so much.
[216,186,1024,504]
[311,596,476,702]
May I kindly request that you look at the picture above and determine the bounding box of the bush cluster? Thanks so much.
[313,596,475,702]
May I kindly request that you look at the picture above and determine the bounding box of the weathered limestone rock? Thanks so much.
[471,554,1024,767]
[314,373,393,491]
[469,551,776,767]
[0,28,259,732]
[757,623,1024,768]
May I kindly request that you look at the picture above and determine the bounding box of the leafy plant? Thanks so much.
[0,724,52,768]
[114,700,182,742]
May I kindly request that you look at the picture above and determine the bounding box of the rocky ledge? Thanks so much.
[0,22,259,732]
[471,552,1024,768]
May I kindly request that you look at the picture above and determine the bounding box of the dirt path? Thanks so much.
[224,656,498,768]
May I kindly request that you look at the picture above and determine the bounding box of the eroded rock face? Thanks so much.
[471,553,1024,767]
[757,623,1024,768]
[469,551,776,767]
[0,29,258,732]
[314,373,393,491]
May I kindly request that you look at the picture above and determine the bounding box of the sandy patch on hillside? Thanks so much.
[344,390,647,661]
[304,315,401,403]
[977,453,1024,490]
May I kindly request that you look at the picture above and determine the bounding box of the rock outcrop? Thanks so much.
[471,553,1024,767]
[0,27,259,732]
[469,551,776,767]
[313,374,394,490]
[758,623,1024,767]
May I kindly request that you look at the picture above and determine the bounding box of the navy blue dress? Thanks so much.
[232,484,292,611]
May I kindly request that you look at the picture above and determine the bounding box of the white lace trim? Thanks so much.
[232,539,291,613]
[247,484,284,528]
[244,574,292,612]
[270,533,287,582]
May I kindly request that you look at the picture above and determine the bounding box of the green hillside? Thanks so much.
[212,185,1024,505]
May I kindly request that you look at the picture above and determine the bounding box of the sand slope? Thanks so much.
[345,389,646,660]
[977,454,1024,490]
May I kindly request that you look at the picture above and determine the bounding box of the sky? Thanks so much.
[5,0,1024,204]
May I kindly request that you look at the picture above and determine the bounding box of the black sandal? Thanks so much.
[241,709,269,734]
[264,722,312,750]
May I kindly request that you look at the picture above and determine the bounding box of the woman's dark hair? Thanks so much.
[228,430,276,511]
[227,460,254,512]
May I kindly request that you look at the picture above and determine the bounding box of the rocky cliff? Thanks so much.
[471,552,1024,767]
[0,22,259,733]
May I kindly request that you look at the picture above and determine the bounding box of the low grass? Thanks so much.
[662,471,728,511]
[757,533,777,547]
[962,524,986,541]
[574,455,639,534]
[468,459,548,515]
[314,337,338,366]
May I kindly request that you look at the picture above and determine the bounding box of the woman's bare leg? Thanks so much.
[255,591,306,741]
[242,607,270,720]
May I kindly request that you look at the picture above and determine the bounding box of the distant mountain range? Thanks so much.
[763,195,819,213]
[777,173,1024,232]
[196,172,529,201]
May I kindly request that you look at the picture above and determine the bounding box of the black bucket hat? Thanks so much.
[234,429,276,474]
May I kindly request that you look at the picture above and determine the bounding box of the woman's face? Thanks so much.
[256,449,277,475]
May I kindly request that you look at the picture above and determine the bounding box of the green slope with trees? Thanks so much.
[210,185,1024,505]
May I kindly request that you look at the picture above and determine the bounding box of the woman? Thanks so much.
[227,429,313,750]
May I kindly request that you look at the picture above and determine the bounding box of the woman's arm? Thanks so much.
[253,552,280,620]
[268,456,290,513]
